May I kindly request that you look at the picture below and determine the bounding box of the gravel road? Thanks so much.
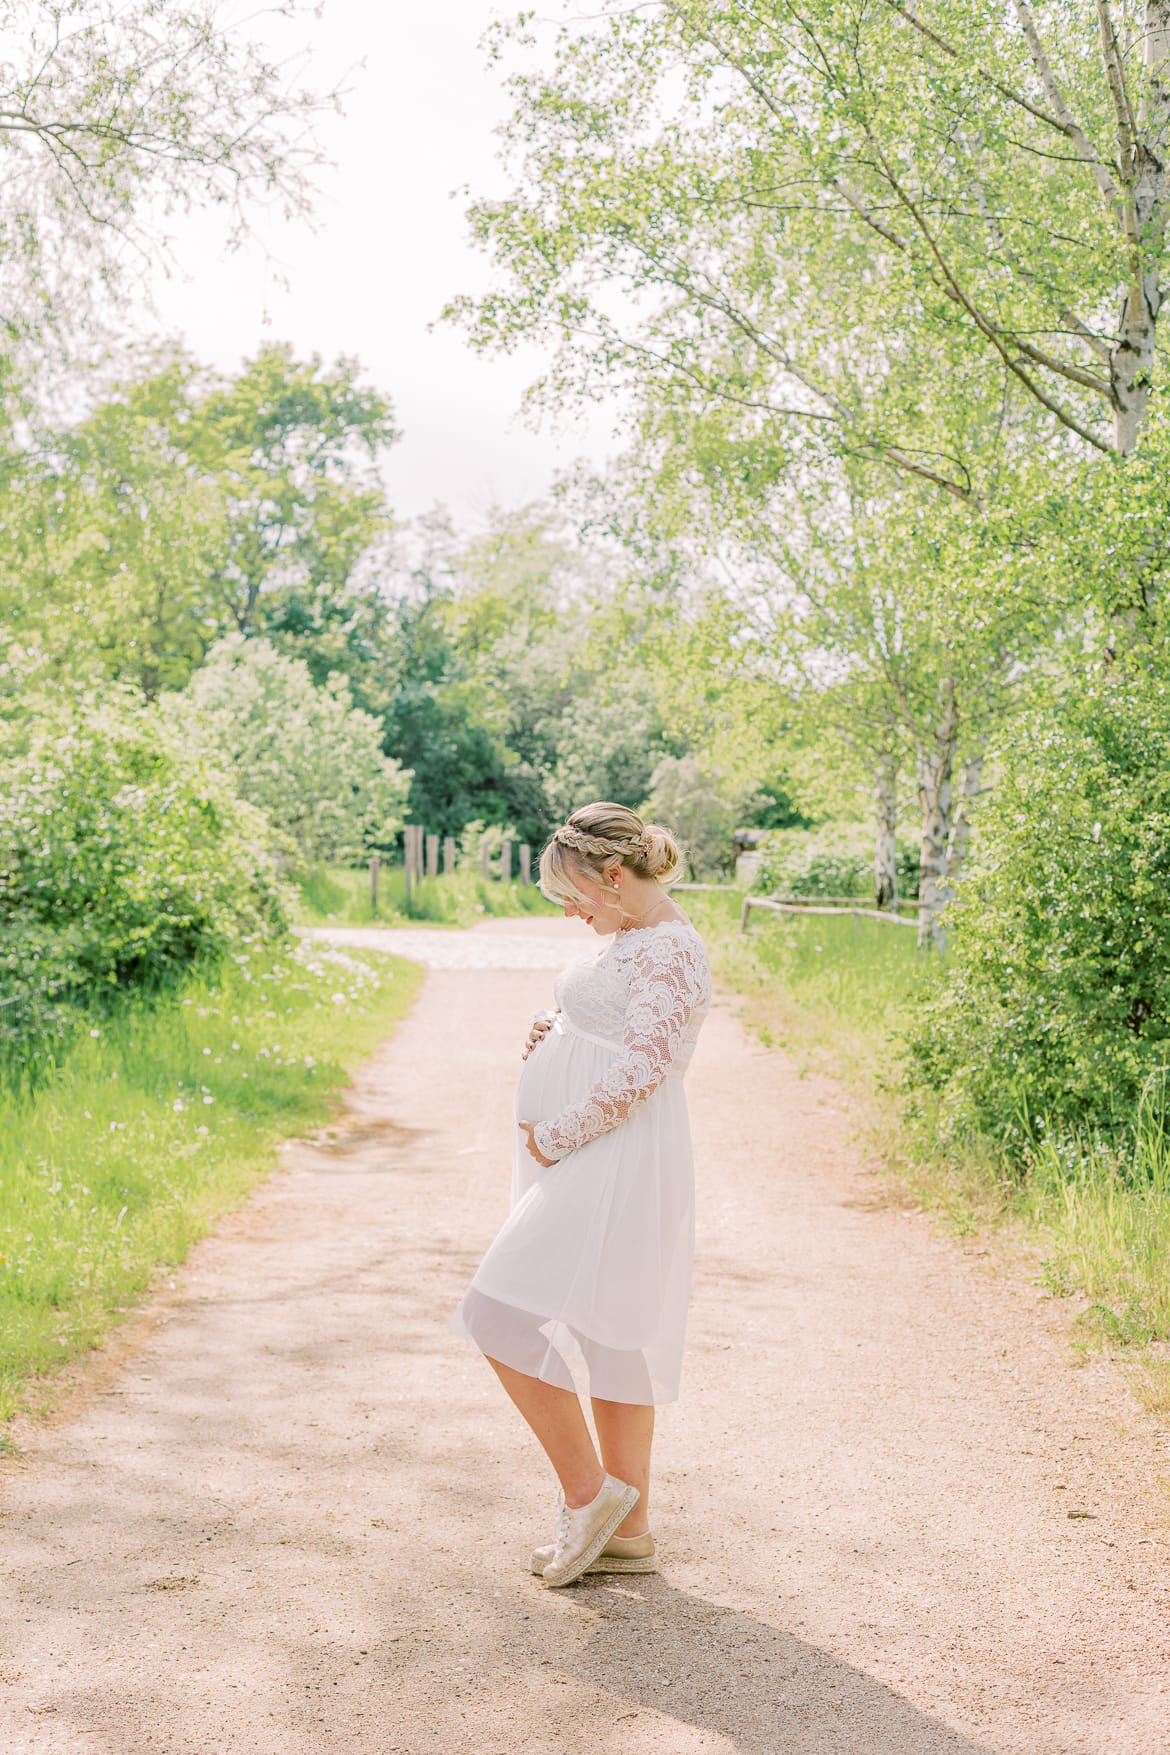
[1,916,1168,1754]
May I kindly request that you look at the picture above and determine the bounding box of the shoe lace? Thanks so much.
[554,1496,571,1551]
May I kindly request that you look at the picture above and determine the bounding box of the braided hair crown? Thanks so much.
[553,823,647,859]
[539,801,682,900]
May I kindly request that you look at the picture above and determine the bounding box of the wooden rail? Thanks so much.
[759,892,918,912]
[740,895,918,932]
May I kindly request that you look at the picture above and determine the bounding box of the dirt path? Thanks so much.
[2,917,1168,1755]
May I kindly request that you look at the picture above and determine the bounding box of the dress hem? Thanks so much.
[449,1290,681,1407]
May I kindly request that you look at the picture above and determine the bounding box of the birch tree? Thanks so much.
[453,0,1168,481]
[756,481,1043,945]
[445,0,1146,938]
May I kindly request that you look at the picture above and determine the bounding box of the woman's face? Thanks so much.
[561,862,623,935]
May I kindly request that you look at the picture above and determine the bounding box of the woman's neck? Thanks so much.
[617,890,675,932]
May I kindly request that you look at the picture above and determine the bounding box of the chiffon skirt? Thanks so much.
[449,1016,695,1404]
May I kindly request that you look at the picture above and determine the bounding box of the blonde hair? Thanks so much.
[538,801,683,911]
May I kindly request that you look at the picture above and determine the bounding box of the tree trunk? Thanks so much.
[916,682,960,952]
[873,754,898,910]
[1109,0,1170,455]
[946,754,985,892]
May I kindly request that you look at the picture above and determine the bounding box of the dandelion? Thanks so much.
[202,1095,214,1106]
[173,1099,184,1112]
[89,1027,101,1038]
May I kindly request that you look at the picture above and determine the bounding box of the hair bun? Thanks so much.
[637,822,680,882]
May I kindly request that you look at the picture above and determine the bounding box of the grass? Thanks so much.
[295,862,561,929]
[0,936,424,1437]
[683,887,1170,1397]
[685,889,938,1084]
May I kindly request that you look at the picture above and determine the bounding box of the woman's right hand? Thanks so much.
[522,1011,558,1059]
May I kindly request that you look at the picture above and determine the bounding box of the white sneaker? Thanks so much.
[540,1475,641,1587]
[529,1530,657,1575]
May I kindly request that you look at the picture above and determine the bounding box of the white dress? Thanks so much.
[449,917,712,1405]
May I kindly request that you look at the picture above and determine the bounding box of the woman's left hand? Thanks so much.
[519,1120,557,1167]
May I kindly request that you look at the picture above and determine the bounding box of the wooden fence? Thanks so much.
[361,856,919,931]
[377,827,537,906]
[740,895,918,931]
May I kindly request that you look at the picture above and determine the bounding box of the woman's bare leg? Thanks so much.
[590,1399,654,1537]
[486,1357,605,1508]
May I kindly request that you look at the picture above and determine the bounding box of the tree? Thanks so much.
[170,636,412,870]
[8,353,229,699]
[770,480,1047,946]
[451,2,1169,493]
[642,753,757,880]
[380,504,682,842]
[448,3,1128,938]
[377,558,535,841]
[568,417,1054,942]
[2,345,402,704]
[546,678,670,820]
[0,1,334,360]
[191,344,399,701]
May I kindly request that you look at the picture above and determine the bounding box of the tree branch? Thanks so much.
[837,147,1113,400]
[879,0,1079,136]
[1010,0,1123,220]
[853,126,1113,437]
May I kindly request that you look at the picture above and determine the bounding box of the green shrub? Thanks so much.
[169,636,411,869]
[756,824,920,900]
[909,670,1170,1148]
[0,688,286,1082]
[757,823,871,897]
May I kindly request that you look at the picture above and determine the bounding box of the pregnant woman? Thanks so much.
[450,801,712,1587]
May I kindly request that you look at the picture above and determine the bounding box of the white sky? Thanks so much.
[142,0,619,527]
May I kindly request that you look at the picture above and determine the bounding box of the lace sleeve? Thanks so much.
[532,933,707,1161]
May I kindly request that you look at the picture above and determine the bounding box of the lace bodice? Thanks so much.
[531,919,712,1162]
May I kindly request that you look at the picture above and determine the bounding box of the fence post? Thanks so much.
[369,855,380,915]
[443,836,456,876]
[519,843,531,885]
[481,840,491,880]
[426,833,439,879]
[501,839,512,883]
[403,827,413,907]
[413,825,425,886]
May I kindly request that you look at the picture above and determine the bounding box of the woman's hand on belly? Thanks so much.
[518,1119,558,1167]
[521,1010,559,1060]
